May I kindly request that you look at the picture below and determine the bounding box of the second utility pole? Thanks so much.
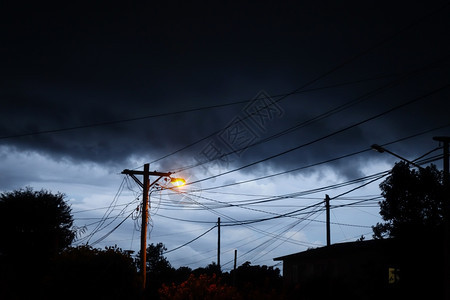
[433,136,450,300]
[325,194,331,246]
[217,217,221,269]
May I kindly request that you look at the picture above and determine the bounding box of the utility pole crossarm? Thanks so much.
[121,169,173,177]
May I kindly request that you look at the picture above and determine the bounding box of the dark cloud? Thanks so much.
[1,1,450,181]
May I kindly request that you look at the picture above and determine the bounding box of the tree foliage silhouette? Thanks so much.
[159,273,240,300]
[45,245,140,299]
[373,161,444,239]
[146,242,173,273]
[0,187,75,299]
[0,187,75,257]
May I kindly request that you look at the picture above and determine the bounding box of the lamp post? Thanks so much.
[121,164,185,290]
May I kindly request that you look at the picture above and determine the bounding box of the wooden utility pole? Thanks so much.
[433,136,450,299]
[325,194,331,246]
[141,164,150,290]
[233,249,237,286]
[217,217,221,269]
[234,249,237,271]
[121,164,172,291]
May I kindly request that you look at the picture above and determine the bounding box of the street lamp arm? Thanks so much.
[371,144,424,170]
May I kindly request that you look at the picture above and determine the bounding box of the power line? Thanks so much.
[195,171,389,206]
[184,83,450,186]
[0,75,395,141]
[72,202,134,214]
[175,54,450,173]
[149,2,450,168]
[81,177,127,244]
[137,145,443,222]
[185,122,450,193]
[90,210,135,246]
[223,209,325,267]
[163,225,216,254]
[154,73,397,168]
[245,209,325,264]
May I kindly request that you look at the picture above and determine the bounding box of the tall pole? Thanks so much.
[121,164,173,291]
[325,194,331,246]
[434,136,450,186]
[433,136,450,299]
[141,163,150,290]
[234,249,237,271]
[217,217,221,269]
[233,249,237,286]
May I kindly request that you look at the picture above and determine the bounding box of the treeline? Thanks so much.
[142,243,284,299]
[1,242,285,299]
[0,188,285,299]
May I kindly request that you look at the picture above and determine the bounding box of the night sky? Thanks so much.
[1,1,450,270]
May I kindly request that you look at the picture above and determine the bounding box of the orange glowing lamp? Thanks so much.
[170,177,186,187]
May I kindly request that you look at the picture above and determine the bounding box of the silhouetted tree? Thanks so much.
[159,273,241,300]
[372,162,444,239]
[173,266,192,284]
[192,261,222,277]
[0,187,75,299]
[0,187,75,257]
[44,245,140,299]
[145,242,173,274]
[372,162,445,299]
[230,261,283,299]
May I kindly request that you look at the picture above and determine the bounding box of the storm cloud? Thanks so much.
[1,1,449,267]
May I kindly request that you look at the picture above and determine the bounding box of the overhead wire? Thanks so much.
[0,75,396,142]
[175,54,450,174]
[233,176,378,263]
[167,170,392,210]
[129,145,443,263]
[75,176,144,245]
[90,210,135,246]
[148,2,450,169]
[246,209,325,264]
[172,170,389,212]
[184,82,450,187]
[184,122,450,193]
[74,1,450,260]
[160,191,331,246]
[222,209,325,268]
[321,146,447,244]
[175,213,317,267]
[163,225,217,254]
[159,162,402,266]
[80,177,127,244]
[130,143,442,241]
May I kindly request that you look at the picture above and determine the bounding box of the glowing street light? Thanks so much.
[170,177,186,187]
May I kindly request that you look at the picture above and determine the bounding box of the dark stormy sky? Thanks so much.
[1,1,450,269]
